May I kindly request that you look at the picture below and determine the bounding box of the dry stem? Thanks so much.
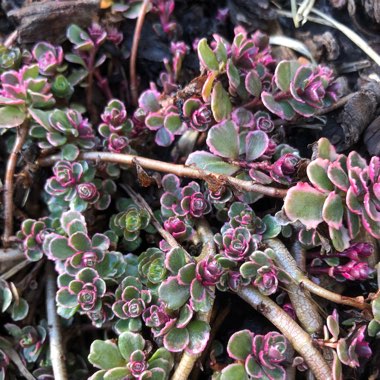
[46,262,68,380]
[265,238,371,311]
[0,248,25,262]
[237,286,332,380]
[3,123,29,248]
[37,152,288,198]
[130,0,151,106]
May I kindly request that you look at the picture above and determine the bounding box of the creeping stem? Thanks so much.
[3,123,29,248]
[130,0,151,106]
[37,152,288,198]
[265,238,370,311]
[237,286,332,380]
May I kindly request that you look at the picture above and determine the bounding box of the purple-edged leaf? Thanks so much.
[346,209,360,240]
[56,288,77,308]
[245,130,269,161]
[138,90,160,112]
[275,60,300,92]
[185,320,210,354]
[207,120,239,159]
[155,127,174,147]
[0,106,25,129]
[68,231,91,251]
[61,144,80,161]
[197,38,219,71]
[245,71,262,97]
[261,92,295,120]
[221,364,247,380]
[346,187,362,215]
[322,192,343,229]
[329,225,350,252]
[288,99,316,117]
[190,279,206,302]
[361,209,380,239]
[88,340,125,370]
[158,277,190,310]
[211,82,232,122]
[227,330,252,360]
[0,95,24,106]
[327,161,349,191]
[165,248,187,274]
[176,304,193,328]
[164,327,189,352]
[226,59,240,89]
[29,108,52,129]
[284,182,327,229]
[202,72,217,102]
[145,113,164,130]
[92,234,110,251]
[178,263,196,285]
[317,137,337,161]
[307,158,334,192]
[49,236,76,259]
[164,113,182,133]
[186,151,240,175]
[183,98,201,117]
[118,331,145,361]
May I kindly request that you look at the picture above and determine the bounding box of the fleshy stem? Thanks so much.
[171,219,216,380]
[3,122,29,248]
[237,286,332,380]
[0,248,25,262]
[46,262,68,380]
[37,152,288,198]
[130,0,151,106]
[265,238,371,311]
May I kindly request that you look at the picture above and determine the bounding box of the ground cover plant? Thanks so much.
[0,0,380,379]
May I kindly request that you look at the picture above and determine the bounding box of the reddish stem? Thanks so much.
[3,123,29,248]
[130,0,151,106]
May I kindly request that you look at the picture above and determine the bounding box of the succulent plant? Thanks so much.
[32,42,64,76]
[112,276,152,333]
[88,331,174,380]
[0,45,22,73]
[5,323,46,363]
[110,198,154,250]
[284,138,380,250]
[45,160,115,212]
[56,267,106,318]
[218,330,290,380]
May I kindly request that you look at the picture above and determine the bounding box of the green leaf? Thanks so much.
[245,130,269,161]
[221,364,248,380]
[61,144,79,161]
[307,158,334,192]
[197,38,219,71]
[261,92,295,120]
[186,151,239,175]
[118,332,145,361]
[245,71,262,97]
[0,106,25,129]
[322,192,343,229]
[10,298,29,321]
[275,60,300,92]
[164,327,189,352]
[166,248,187,274]
[262,215,281,239]
[88,340,125,370]
[317,137,337,161]
[207,120,239,159]
[211,82,232,122]
[284,182,327,229]
[49,237,75,259]
[158,277,190,310]
[329,225,350,252]
[29,108,51,129]
[186,320,211,354]
[0,287,12,312]
[227,330,252,360]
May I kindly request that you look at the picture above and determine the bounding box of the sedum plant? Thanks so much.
[0,8,378,380]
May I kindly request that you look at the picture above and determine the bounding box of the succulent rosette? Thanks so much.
[270,153,300,185]
[56,267,106,317]
[5,323,47,363]
[110,198,154,250]
[227,202,266,235]
[219,330,290,380]
[182,98,213,132]
[45,160,115,212]
[112,276,152,333]
[88,331,174,380]
[163,216,193,240]
[16,217,56,261]
[32,42,64,76]
[214,227,256,262]
[180,182,211,218]
[196,256,224,287]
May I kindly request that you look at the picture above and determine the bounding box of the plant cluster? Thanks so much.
[0,4,378,380]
